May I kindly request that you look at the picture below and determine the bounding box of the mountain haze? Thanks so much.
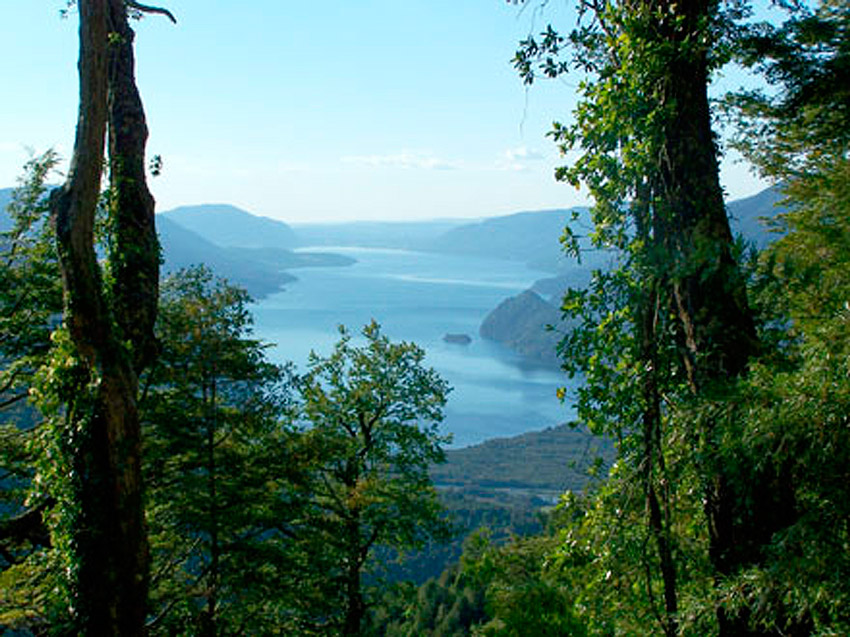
[292,219,466,250]
[0,188,14,232]
[157,216,297,297]
[161,204,298,249]
[727,184,785,248]
[426,208,590,272]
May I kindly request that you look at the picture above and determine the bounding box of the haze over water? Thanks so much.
[251,247,575,448]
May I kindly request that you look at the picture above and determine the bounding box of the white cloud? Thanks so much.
[504,146,544,162]
[495,146,546,172]
[341,151,457,171]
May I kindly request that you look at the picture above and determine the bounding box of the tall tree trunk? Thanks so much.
[50,1,157,633]
[649,1,796,634]
[107,0,159,372]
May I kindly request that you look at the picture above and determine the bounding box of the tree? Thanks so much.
[0,153,65,631]
[714,2,850,631]
[0,153,63,419]
[513,1,800,634]
[726,0,849,183]
[141,267,300,635]
[461,528,587,637]
[43,0,169,632]
[295,322,452,636]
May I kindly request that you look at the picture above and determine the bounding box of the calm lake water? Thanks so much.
[250,247,576,448]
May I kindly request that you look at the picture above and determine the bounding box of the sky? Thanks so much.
[1,1,770,224]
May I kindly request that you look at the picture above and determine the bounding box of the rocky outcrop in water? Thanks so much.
[480,290,561,365]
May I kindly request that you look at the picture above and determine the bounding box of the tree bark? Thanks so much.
[107,0,160,372]
[649,2,796,634]
[50,1,156,633]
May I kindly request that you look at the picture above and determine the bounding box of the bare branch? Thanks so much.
[125,0,176,23]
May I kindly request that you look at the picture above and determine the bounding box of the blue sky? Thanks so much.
[1,1,768,223]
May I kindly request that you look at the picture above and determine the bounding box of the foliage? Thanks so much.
[0,152,63,417]
[503,1,848,635]
[492,1,850,635]
[461,526,587,637]
[725,0,849,181]
[0,153,68,632]
[372,564,487,636]
[717,3,850,630]
[293,321,453,634]
[139,266,299,635]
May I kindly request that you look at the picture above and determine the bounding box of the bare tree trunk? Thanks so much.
[50,1,157,633]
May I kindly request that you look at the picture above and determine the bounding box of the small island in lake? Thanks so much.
[443,333,472,345]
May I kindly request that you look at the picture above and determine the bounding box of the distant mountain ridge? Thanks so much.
[161,204,298,250]
[157,216,298,297]
[292,219,466,251]
[425,208,591,272]
[476,186,788,363]
[2,184,787,301]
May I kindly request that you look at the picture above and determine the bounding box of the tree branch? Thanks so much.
[125,0,176,24]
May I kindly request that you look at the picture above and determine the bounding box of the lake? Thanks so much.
[250,247,577,448]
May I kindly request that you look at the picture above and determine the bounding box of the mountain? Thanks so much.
[425,208,593,272]
[434,423,611,499]
[479,290,563,366]
[157,216,296,297]
[158,210,356,298]
[3,192,300,297]
[728,184,786,248]
[479,186,788,364]
[160,204,298,250]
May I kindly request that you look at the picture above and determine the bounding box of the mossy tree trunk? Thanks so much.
[50,1,159,633]
[650,2,795,634]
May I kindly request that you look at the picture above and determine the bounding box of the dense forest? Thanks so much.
[2,0,849,635]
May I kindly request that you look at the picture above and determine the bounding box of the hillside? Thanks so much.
[161,204,299,249]
[727,184,786,248]
[385,423,614,585]
[479,290,563,366]
[434,424,611,499]
[158,216,297,297]
[426,208,591,272]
